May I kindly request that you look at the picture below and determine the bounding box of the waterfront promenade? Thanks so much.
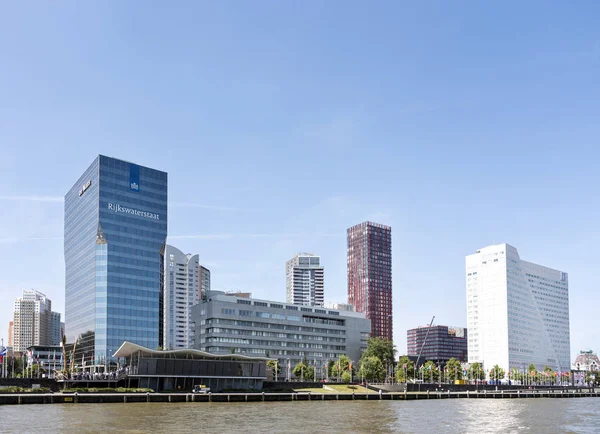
[1,388,599,406]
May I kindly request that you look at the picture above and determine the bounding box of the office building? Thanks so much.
[8,322,13,348]
[286,253,324,307]
[407,325,468,365]
[466,243,571,375]
[64,155,168,365]
[192,291,370,379]
[199,265,211,300]
[12,290,53,352]
[50,312,63,346]
[163,245,200,350]
[347,221,393,340]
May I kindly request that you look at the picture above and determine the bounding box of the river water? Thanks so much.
[2,398,600,433]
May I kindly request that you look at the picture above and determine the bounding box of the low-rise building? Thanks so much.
[192,291,370,379]
[113,341,269,392]
[407,325,468,366]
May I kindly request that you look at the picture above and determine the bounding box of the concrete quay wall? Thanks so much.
[1,390,599,406]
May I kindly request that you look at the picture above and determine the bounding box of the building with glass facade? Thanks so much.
[407,325,468,365]
[347,221,393,340]
[192,291,370,380]
[199,265,211,300]
[65,155,167,366]
[286,253,324,307]
[466,243,571,375]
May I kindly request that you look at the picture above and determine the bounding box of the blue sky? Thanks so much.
[1,1,599,358]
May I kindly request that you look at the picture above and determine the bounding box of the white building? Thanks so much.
[163,245,200,350]
[286,253,324,307]
[13,290,58,352]
[466,243,571,375]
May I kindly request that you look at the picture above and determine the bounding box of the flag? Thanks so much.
[348,361,352,371]
[0,346,6,363]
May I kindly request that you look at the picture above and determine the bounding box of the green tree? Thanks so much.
[585,370,599,386]
[445,358,463,382]
[489,364,505,381]
[293,362,314,381]
[395,355,415,383]
[331,355,354,379]
[421,361,439,383]
[327,360,335,377]
[267,360,281,378]
[359,356,385,382]
[543,365,555,385]
[528,364,538,384]
[508,368,522,383]
[361,337,396,367]
[341,371,352,383]
[466,362,485,381]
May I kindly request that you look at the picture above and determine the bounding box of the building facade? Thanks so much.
[347,221,393,340]
[199,265,211,300]
[163,245,200,350]
[12,290,54,352]
[65,155,168,365]
[286,253,325,307]
[50,312,63,346]
[466,243,571,375]
[192,291,370,379]
[407,325,468,365]
[8,321,13,348]
[572,350,600,372]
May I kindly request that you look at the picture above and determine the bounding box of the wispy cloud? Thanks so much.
[0,195,63,203]
[169,202,249,212]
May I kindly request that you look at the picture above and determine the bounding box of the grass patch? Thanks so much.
[294,385,377,394]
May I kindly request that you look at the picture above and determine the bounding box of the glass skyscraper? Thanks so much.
[65,155,167,365]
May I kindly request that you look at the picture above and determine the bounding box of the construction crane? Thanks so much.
[415,316,435,369]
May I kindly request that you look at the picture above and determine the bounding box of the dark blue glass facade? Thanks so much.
[65,155,167,365]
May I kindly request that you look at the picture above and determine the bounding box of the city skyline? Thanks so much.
[1,2,600,359]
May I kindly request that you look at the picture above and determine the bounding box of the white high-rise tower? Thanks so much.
[466,243,571,375]
[163,245,200,350]
[286,253,324,307]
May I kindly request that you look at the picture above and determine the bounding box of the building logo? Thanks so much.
[107,203,160,220]
[130,164,140,192]
[78,180,92,196]
[561,272,567,282]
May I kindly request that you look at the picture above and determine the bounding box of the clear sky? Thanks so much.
[1,1,599,358]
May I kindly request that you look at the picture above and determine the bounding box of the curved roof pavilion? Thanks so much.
[112,341,273,361]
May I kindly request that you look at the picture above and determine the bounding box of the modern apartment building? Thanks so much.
[199,265,211,300]
[163,245,200,350]
[466,243,571,375]
[12,290,59,352]
[192,291,370,379]
[407,325,468,365]
[347,221,393,340]
[286,253,324,307]
[64,155,168,364]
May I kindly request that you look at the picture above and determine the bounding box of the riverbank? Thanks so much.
[1,389,599,405]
